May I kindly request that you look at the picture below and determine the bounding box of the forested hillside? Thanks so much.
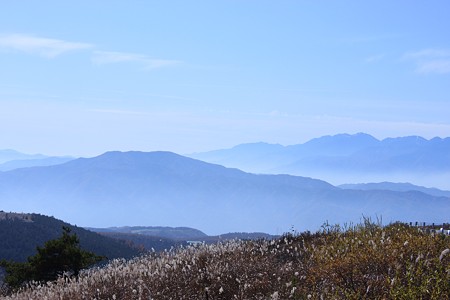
[0,212,141,262]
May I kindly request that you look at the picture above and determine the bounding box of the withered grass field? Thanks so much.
[2,221,450,300]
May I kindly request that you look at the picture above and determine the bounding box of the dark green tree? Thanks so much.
[0,260,32,290]
[0,226,103,290]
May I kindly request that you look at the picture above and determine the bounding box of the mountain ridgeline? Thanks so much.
[0,149,74,172]
[339,182,450,198]
[89,226,277,252]
[189,133,450,189]
[0,147,449,234]
[89,226,208,240]
[0,150,47,164]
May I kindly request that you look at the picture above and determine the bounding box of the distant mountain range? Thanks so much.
[0,149,74,171]
[88,226,208,240]
[90,226,277,251]
[339,182,450,198]
[188,133,450,189]
[0,149,47,164]
[0,150,448,234]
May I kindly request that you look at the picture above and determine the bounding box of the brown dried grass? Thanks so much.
[2,221,449,299]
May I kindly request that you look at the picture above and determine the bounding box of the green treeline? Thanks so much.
[0,213,140,262]
[1,227,102,290]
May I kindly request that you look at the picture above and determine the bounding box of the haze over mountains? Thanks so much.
[189,133,450,190]
[339,182,450,198]
[0,150,74,172]
[0,136,449,235]
[0,149,47,164]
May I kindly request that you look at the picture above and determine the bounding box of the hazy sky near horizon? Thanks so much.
[1,1,450,157]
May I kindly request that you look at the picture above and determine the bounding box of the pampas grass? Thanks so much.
[2,221,449,300]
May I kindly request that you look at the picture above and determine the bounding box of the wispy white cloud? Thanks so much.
[0,34,181,71]
[0,34,93,58]
[365,54,385,63]
[88,108,151,116]
[415,60,450,74]
[91,51,180,69]
[403,49,450,60]
[403,48,450,74]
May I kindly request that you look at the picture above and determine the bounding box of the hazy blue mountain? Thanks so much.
[0,156,75,172]
[339,182,450,198]
[0,149,47,164]
[188,133,379,172]
[90,227,278,249]
[1,151,448,234]
[86,226,275,245]
[285,133,379,157]
[189,142,285,172]
[188,133,450,189]
[88,226,208,241]
[95,232,182,252]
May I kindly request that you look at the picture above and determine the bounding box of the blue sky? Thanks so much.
[1,1,449,157]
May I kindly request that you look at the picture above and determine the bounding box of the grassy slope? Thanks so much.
[2,221,450,299]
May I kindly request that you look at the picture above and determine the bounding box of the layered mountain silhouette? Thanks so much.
[189,133,450,189]
[0,149,74,171]
[0,157,74,172]
[89,226,277,250]
[0,149,47,164]
[0,150,448,234]
[339,182,450,198]
[89,226,208,240]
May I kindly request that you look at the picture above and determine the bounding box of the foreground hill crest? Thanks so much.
[0,211,33,223]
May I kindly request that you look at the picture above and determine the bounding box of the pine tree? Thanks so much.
[1,226,103,290]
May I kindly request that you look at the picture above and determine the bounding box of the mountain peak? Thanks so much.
[307,132,378,142]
